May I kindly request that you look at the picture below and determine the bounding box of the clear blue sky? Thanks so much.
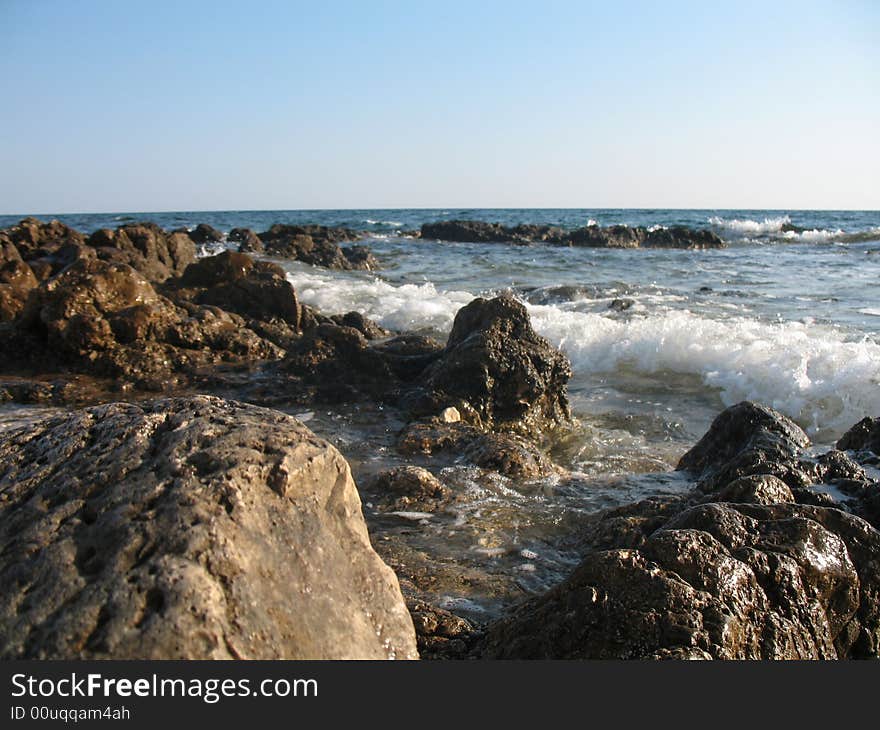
[1,0,877,213]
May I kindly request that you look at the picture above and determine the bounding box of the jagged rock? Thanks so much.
[838,418,880,455]
[707,474,795,505]
[417,294,571,435]
[0,218,85,259]
[168,251,301,329]
[408,600,477,659]
[644,226,725,249]
[7,258,281,384]
[229,227,264,253]
[258,224,374,270]
[0,396,417,659]
[567,224,645,248]
[677,401,813,492]
[0,260,38,321]
[87,223,196,282]
[187,223,224,245]
[481,501,880,659]
[330,311,389,340]
[462,432,557,479]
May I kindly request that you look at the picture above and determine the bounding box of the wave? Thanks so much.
[364,219,404,227]
[285,268,880,436]
[708,215,793,236]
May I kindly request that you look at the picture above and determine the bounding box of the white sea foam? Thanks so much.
[364,219,403,227]
[286,268,880,435]
[708,215,792,236]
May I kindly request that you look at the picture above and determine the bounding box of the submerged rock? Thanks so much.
[0,395,418,659]
[369,466,452,512]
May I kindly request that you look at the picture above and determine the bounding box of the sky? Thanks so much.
[0,0,877,213]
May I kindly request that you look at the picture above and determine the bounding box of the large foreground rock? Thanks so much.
[0,396,418,659]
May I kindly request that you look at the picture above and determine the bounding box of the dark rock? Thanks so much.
[408,600,477,659]
[0,260,38,321]
[462,432,557,479]
[608,298,634,312]
[566,224,645,248]
[87,223,197,282]
[837,417,880,455]
[342,244,380,270]
[168,251,302,330]
[707,474,795,505]
[481,501,880,659]
[417,294,571,435]
[677,401,812,492]
[229,227,264,253]
[643,226,725,249]
[258,224,373,270]
[330,311,389,340]
[187,223,224,245]
[7,259,282,384]
[0,396,417,659]
[0,218,85,260]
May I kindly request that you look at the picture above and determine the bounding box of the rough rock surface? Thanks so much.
[86,223,196,282]
[0,260,38,321]
[257,224,377,270]
[0,396,418,659]
[479,402,880,659]
[419,220,724,249]
[187,223,224,245]
[4,258,281,384]
[229,227,264,253]
[416,294,571,435]
[368,466,452,512]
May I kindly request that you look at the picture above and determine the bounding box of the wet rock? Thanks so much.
[417,294,571,435]
[463,432,557,479]
[566,224,645,248]
[420,220,563,245]
[280,323,394,402]
[643,226,725,249]
[341,244,380,270]
[397,421,477,455]
[330,311,389,339]
[0,260,38,321]
[187,223,224,245]
[481,501,880,659]
[0,396,417,659]
[707,474,795,505]
[677,401,812,492]
[229,227,264,253]
[87,223,196,282]
[371,334,443,380]
[369,466,452,512]
[837,417,880,455]
[608,297,634,312]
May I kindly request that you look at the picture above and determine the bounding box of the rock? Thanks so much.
[462,432,557,479]
[0,218,85,260]
[8,258,282,383]
[440,406,461,423]
[187,223,224,245]
[566,224,645,248]
[707,474,795,505]
[417,294,571,435]
[258,224,373,270]
[408,600,477,659]
[330,311,389,340]
[0,260,38,321]
[341,244,380,270]
[420,220,557,244]
[481,501,880,659]
[170,251,301,329]
[608,298,634,312]
[229,227,264,253]
[837,417,880,455]
[369,466,452,512]
[643,226,725,249]
[677,401,812,492]
[0,396,417,659]
[87,223,197,282]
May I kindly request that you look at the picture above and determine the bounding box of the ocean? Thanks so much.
[3,207,879,611]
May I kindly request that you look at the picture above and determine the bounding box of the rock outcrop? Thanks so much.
[87,223,197,282]
[419,220,725,249]
[257,224,377,270]
[0,396,418,659]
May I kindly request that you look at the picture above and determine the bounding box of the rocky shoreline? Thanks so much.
[1,217,879,659]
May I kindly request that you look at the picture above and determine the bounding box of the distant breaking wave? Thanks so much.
[708,215,880,244]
